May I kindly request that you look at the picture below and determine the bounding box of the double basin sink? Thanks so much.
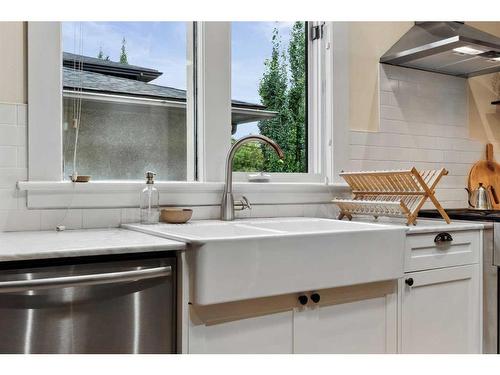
[123,217,407,305]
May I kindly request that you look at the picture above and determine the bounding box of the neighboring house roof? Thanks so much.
[63,52,162,82]
[63,67,186,101]
[62,52,277,128]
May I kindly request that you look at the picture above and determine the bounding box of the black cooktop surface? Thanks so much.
[419,208,500,222]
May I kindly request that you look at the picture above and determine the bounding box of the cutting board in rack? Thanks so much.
[468,143,500,209]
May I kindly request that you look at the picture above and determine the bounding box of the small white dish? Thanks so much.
[247,172,271,182]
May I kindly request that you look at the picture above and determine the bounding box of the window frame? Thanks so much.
[231,21,327,183]
[24,21,344,209]
[28,21,198,182]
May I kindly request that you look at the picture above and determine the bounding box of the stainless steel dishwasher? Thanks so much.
[0,253,176,354]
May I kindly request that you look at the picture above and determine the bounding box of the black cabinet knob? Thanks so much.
[310,293,321,303]
[298,295,308,305]
[405,278,414,287]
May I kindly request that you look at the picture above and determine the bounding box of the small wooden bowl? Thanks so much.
[160,208,193,224]
[70,175,91,183]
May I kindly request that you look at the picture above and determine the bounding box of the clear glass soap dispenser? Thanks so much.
[140,171,160,225]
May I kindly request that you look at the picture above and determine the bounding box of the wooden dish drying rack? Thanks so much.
[332,168,450,225]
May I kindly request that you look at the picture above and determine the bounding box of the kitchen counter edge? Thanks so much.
[0,228,186,262]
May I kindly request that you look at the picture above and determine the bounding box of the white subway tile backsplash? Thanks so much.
[397,80,419,94]
[0,209,41,232]
[0,146,17,167]
[379,78,398,93]
[302,204,338,219]
[349,131,371,145]
[438,175,468,188]
[16,190,27,209]
[350,65,477,208]
[380,91,397,106]
[41,209,83,230]
[16,126,26,146]
[17,104,27,126]
[379,119,411,134]
[451,138,484,152]
[249,205,278,218]
[82,209,122,229]
[0,103,17,125]
[443,150,483,164]
[0,125,18,145]
[121,208,141,224]
[16,146,26,168]
[190,206,219,220]
[0,67,483,232]
[0,189,19,209]
[380,105,405,121]
[445,163,473,176]
[0,168,26,188]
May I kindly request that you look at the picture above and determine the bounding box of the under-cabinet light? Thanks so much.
[453,46,484,55]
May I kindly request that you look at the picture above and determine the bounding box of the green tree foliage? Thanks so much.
[258,27,290,172]
[120,38,128,64]
[287,22,307,172]
[256,22,307,173]
[231,140,264,172]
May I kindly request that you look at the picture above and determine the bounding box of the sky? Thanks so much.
[62,22,295,138]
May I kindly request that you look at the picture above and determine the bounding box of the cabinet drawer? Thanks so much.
[405,230,480,272]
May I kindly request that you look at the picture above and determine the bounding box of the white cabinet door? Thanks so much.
[188,310,293,353]
[293,282,398,354]
[401,264,481,354]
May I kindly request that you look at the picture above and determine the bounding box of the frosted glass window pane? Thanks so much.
[62,22,189,181]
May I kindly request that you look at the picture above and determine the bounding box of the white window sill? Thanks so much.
[17,180,350,209]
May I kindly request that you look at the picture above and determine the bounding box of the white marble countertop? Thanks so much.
[0,228,186,262]
[0,216,487,263]
[350,216,490,234]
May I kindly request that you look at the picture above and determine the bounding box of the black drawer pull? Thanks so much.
[434,232,453,244]
[405,278,414,287]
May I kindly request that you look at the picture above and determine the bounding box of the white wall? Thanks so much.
[349,65,483,209]
[0,22,26,104]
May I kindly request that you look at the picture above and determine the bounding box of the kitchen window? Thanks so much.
[25,22,337,207]
[230,21,328,182]
[62,22,194,181]
[231,22,308,174]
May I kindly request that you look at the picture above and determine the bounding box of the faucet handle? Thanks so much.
[234,196,252,211]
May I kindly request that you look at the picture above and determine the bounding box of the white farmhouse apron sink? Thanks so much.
[123,218,407,305]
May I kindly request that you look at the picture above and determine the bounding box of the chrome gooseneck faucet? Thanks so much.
[221,135,285,221]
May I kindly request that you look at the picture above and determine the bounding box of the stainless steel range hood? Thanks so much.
[380,22,500,78]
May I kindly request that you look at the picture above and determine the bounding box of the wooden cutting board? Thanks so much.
[468,143,500,209]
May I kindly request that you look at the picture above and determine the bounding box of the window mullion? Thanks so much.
[308,21,324,177]
[186,21,196,181]
[28,22,63,181]
[196,22,232,183]
[329,22,350,183]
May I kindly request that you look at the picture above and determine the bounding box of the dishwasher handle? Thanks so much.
[0,266,172,293]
